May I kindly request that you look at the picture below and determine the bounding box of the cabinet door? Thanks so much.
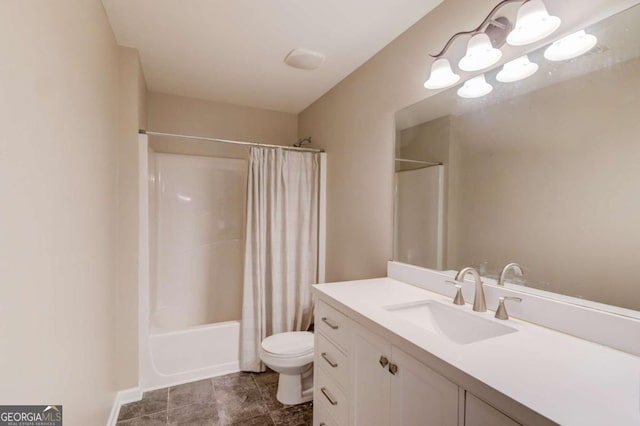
[389,347,459,426]
[465,393,521,426]
[351,324,391,426]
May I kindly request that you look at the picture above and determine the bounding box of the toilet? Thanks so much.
[260,331,314,405]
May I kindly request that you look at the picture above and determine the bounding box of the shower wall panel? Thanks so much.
[394,165,444,270]
[152,153,247,331]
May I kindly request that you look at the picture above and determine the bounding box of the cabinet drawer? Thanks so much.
[465,393,521,426]
[317,333,348,389]
[316,367,348,425]
[318,301,350,351]
[314,399,340,426]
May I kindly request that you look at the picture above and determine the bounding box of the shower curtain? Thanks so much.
[240,146,320,372]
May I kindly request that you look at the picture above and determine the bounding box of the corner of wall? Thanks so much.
[115,45,147,391]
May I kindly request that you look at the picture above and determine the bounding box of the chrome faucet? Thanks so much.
[455,267,486,312]
[498,263,524,286]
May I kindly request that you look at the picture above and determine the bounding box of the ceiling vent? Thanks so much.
[284,48,325,70]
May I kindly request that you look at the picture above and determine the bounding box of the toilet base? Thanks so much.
[275,364,314,405]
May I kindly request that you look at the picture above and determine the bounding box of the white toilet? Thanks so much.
[260,331,314,405]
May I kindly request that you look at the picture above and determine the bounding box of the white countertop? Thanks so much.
[313,277,640,426]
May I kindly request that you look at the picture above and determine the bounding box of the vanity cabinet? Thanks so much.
[350,322,458,426]
[388,346,459,426]
[464,393,521,426]
[314,301,352,426]
[315,300,458,426]
[314,299,524,426]
[350,324,391,424]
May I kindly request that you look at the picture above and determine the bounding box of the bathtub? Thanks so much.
[139,140,244,391]
[142,320,240,390]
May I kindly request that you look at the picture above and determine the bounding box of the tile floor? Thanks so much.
[116,370,313,426]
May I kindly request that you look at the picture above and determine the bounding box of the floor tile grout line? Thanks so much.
[117,406,167,422]
[118,385,169,421]
[120,371,307,426]
[115,410,168,426]
[268,409,278,426]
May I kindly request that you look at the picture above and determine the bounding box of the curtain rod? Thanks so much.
[139,130,324,153]
[395,158,442,166]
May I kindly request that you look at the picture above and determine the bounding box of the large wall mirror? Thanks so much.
[394,3,640,315]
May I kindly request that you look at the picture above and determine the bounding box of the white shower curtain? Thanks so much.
[240,146,320,372]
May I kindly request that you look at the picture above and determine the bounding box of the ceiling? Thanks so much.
[101,0,444,113]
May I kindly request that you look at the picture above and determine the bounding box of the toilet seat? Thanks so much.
[261,331,314,358]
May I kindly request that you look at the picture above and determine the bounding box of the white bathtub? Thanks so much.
[142,320,240,390]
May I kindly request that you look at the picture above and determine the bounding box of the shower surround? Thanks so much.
[152,152,246,331]
[140,138,247,389]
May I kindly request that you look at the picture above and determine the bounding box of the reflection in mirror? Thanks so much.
[394,4,640,314]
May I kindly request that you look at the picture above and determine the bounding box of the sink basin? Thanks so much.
[384,300,517,344]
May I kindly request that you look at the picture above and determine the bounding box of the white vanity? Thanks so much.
[312,4,640,423]
[311,263,640,426]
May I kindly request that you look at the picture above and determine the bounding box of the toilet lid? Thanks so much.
[261,331,314,357]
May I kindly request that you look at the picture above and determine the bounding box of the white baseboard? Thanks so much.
[107,387,142,426]
[140,361,239,392]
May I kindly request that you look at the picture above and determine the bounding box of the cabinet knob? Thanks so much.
[379,355,389,368]
[388,363,398,375]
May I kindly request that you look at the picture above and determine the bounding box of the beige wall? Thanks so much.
[0,1,120,424]
[147,92,298,148]
[298,0,638,283]
[116,47,147,390]
[298,0,515,282]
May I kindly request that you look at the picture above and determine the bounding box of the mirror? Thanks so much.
[394,4,640,314]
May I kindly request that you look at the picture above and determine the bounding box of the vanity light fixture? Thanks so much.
[506,0,561,46]
[457,74,493,98]
[496,54,539,82]
[424,0,560,97]
[544,30,598,61]
[424,58,460,89]
[458,33,503,72]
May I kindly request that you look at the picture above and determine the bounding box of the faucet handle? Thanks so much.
[445,281,465,305]
[495,296,522,320]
